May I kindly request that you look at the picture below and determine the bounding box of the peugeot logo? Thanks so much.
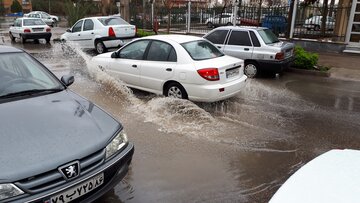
[58,161,80,180]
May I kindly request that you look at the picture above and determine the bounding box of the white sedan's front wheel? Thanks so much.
[165,82,188,99]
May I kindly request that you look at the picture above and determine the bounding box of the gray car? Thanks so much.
[204,26,295,78]
[0,46,134,202]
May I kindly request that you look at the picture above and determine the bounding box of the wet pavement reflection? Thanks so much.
[3,35,360,202]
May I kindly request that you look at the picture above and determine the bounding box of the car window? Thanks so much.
[72,20,83,32]
[258,29,280,44]
[119,40,150,60]
[24,19,46,26]
[168,48,177,62]
[98,17,129,26]
[146,41,175,62]
[205,30,229,44]
[14,19,21,27]
[181,40,224,61]
[0,53,62,96]
[250,31,261,47]
[83,19,94,31]
[228,30,252,46]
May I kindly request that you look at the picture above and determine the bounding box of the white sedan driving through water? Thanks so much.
[91,35,247,102]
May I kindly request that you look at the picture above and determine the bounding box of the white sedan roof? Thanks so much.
[144,34,203,44]
[270,149,360,203]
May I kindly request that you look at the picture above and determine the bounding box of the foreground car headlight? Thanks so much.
[106,130,128,159]
[0,184,24,201]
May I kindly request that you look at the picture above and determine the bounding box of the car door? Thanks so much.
[107,40,151,86]
[81,19,96,48]
[223,30,254,60]
[67,20,84,46]
[204,29,230,51]
[140,40,176,92]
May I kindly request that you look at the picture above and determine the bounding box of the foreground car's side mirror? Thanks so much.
[61,75,75,86]
[111,52,119,58]
[66,29,71,33]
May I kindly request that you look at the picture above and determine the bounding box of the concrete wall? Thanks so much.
[283,38,347,53]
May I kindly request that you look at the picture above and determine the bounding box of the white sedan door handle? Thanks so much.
[166,68,172,72]
[132,64,137,68]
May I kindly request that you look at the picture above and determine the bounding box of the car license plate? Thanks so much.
[49,173,104,203]
[226,68,239,78]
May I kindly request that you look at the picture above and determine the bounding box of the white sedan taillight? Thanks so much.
[197,68,219,81]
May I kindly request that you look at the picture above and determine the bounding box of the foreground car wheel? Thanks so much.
[207,22,214,28]
[95,40,107,54]
[244,62,258,78]
[165,82,188,99]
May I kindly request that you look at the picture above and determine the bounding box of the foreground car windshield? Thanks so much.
[181,40,224,60]
[0,53,62,97]
[24,19,46,26]
[98,17,129,25]
[258,29,280,44]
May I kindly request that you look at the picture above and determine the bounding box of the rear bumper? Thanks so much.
[22,33,52,40]
[8,143,134,203]
[185,75,248,102]
[257,56,294,73]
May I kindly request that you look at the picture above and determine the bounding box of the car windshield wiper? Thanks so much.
[0,88,64,99]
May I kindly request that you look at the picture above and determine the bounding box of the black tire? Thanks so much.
[46,37,51,43]
[164,82,188,99]
[244,62,259,78]
[9,32,15,42]
[226,22,233,26]
[20,35,26,43]
[207,22,214,28]
[95,40,107,54]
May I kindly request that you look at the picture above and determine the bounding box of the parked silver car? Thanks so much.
[204,26,295,78]
[0,45,134,202]
[303,16,335,31]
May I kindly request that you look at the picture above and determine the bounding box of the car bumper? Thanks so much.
[8,143,134,203]
[101,37,135,49]
[257,56,294,73]
[185,75,247,102]
[22,33,52,40]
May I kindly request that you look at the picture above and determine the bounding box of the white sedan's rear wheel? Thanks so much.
[165,82,188,99]
[9,32,15,42]
[95,40,107,54]
[244,62,259,78]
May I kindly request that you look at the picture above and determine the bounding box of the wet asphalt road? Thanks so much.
[5,39,360,203]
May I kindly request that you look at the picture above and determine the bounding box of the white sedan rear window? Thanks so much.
[181,40,224,61]
[98,17,129,26]
[24,19,46,26]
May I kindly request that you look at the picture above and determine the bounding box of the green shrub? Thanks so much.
[10,0,22,13]
[293,45,318,70]
[136,29,156,37]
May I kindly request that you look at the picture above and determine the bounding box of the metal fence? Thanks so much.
[130,2,351,42]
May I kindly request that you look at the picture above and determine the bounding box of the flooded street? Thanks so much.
[5,39,360,202]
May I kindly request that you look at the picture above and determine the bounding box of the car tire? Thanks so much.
[9,32,15,42]
[244,62,259,78]
[46,37,51,43]
[226,22,233,26]
[207,22,214,28]
[314,25,320,31]
[164,82,188,99]
[20,35,26,43]
[95,40,107,54]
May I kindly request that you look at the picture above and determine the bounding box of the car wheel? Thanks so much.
[244,62,259,78]
[207,22,214,28]
[314,25,320,31]
[20,35,26,43]
[226,22,233,26]
[9,32,15,42]
[165,82,188,99]
[46,37,51,43]
[95,40,107,54]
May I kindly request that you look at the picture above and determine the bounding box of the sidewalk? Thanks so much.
[318,52,360,82]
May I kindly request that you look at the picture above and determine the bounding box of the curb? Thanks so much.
[286,67,331,77]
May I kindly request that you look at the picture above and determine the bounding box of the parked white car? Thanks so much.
[9,18,52,43]
[205,13,240,28]
[303,16,335,31]
[24,13,55,27]
[91,35,247,102]
[61,16,136,54]
[24,11,59,22]
[270,149,360,203]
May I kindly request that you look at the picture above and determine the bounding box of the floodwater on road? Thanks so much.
[7,41,360,202]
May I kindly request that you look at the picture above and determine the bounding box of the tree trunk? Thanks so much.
[286,0,295,38]
[257,0,263,22]
[329,0,335,17]
[167,10,171,34]
[321,0,329,36]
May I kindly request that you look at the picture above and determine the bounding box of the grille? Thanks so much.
[15,149,105,194]
[32,28,44,32]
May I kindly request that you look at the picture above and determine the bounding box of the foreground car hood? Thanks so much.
[0,90,120,182]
